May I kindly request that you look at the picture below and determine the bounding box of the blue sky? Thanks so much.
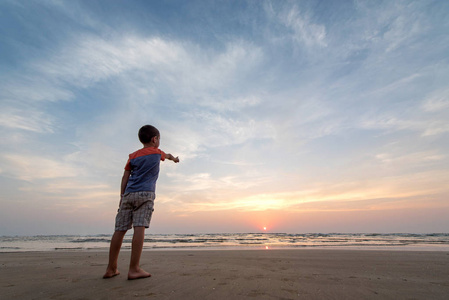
[1,0,448,235]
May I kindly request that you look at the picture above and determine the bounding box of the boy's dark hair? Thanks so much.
[138,125,160,144]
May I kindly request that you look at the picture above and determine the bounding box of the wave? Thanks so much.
[1,233,449,252]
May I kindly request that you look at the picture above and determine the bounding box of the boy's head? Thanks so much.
[138,125,160,145]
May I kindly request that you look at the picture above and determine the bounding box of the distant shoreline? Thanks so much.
[3,244,449,253]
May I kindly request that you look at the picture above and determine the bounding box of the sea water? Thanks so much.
[1,233,449,252]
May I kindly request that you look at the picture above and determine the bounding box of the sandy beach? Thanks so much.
[1,249,448,299]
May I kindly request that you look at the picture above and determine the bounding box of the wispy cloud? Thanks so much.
[0,107,55,133]
[282,6,327,47]
[1,153,83,181]
[422,88,449,112]
[359,110,449,137]
[264,2,327,48]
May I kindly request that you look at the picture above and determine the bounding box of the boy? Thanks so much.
[103,125,179,280]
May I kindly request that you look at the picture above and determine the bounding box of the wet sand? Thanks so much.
[1,249,448,299]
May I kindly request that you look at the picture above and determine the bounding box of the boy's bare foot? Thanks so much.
[103,269,120,279]
[128,268,151,280]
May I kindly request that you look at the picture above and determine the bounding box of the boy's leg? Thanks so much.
[103,230,127,278]
[128,226,151,280]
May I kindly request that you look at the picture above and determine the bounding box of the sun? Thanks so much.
[263,226,267,231]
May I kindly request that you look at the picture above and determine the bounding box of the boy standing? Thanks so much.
[103,125,179,280]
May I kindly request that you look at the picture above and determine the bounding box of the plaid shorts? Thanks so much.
[114,191,155,231]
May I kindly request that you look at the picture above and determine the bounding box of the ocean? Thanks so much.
[1,233,449,252]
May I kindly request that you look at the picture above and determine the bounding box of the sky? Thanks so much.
[1,0,448,236]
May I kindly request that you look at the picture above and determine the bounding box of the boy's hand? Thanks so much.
[167,153,180,163]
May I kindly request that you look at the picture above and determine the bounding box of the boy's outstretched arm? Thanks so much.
[166,153,180,163]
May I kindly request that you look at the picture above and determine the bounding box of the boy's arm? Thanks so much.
[119,170,131,207]
[165,153,180,163]
[120,170,131,196]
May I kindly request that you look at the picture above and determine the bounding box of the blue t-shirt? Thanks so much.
[124,147,166,193]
